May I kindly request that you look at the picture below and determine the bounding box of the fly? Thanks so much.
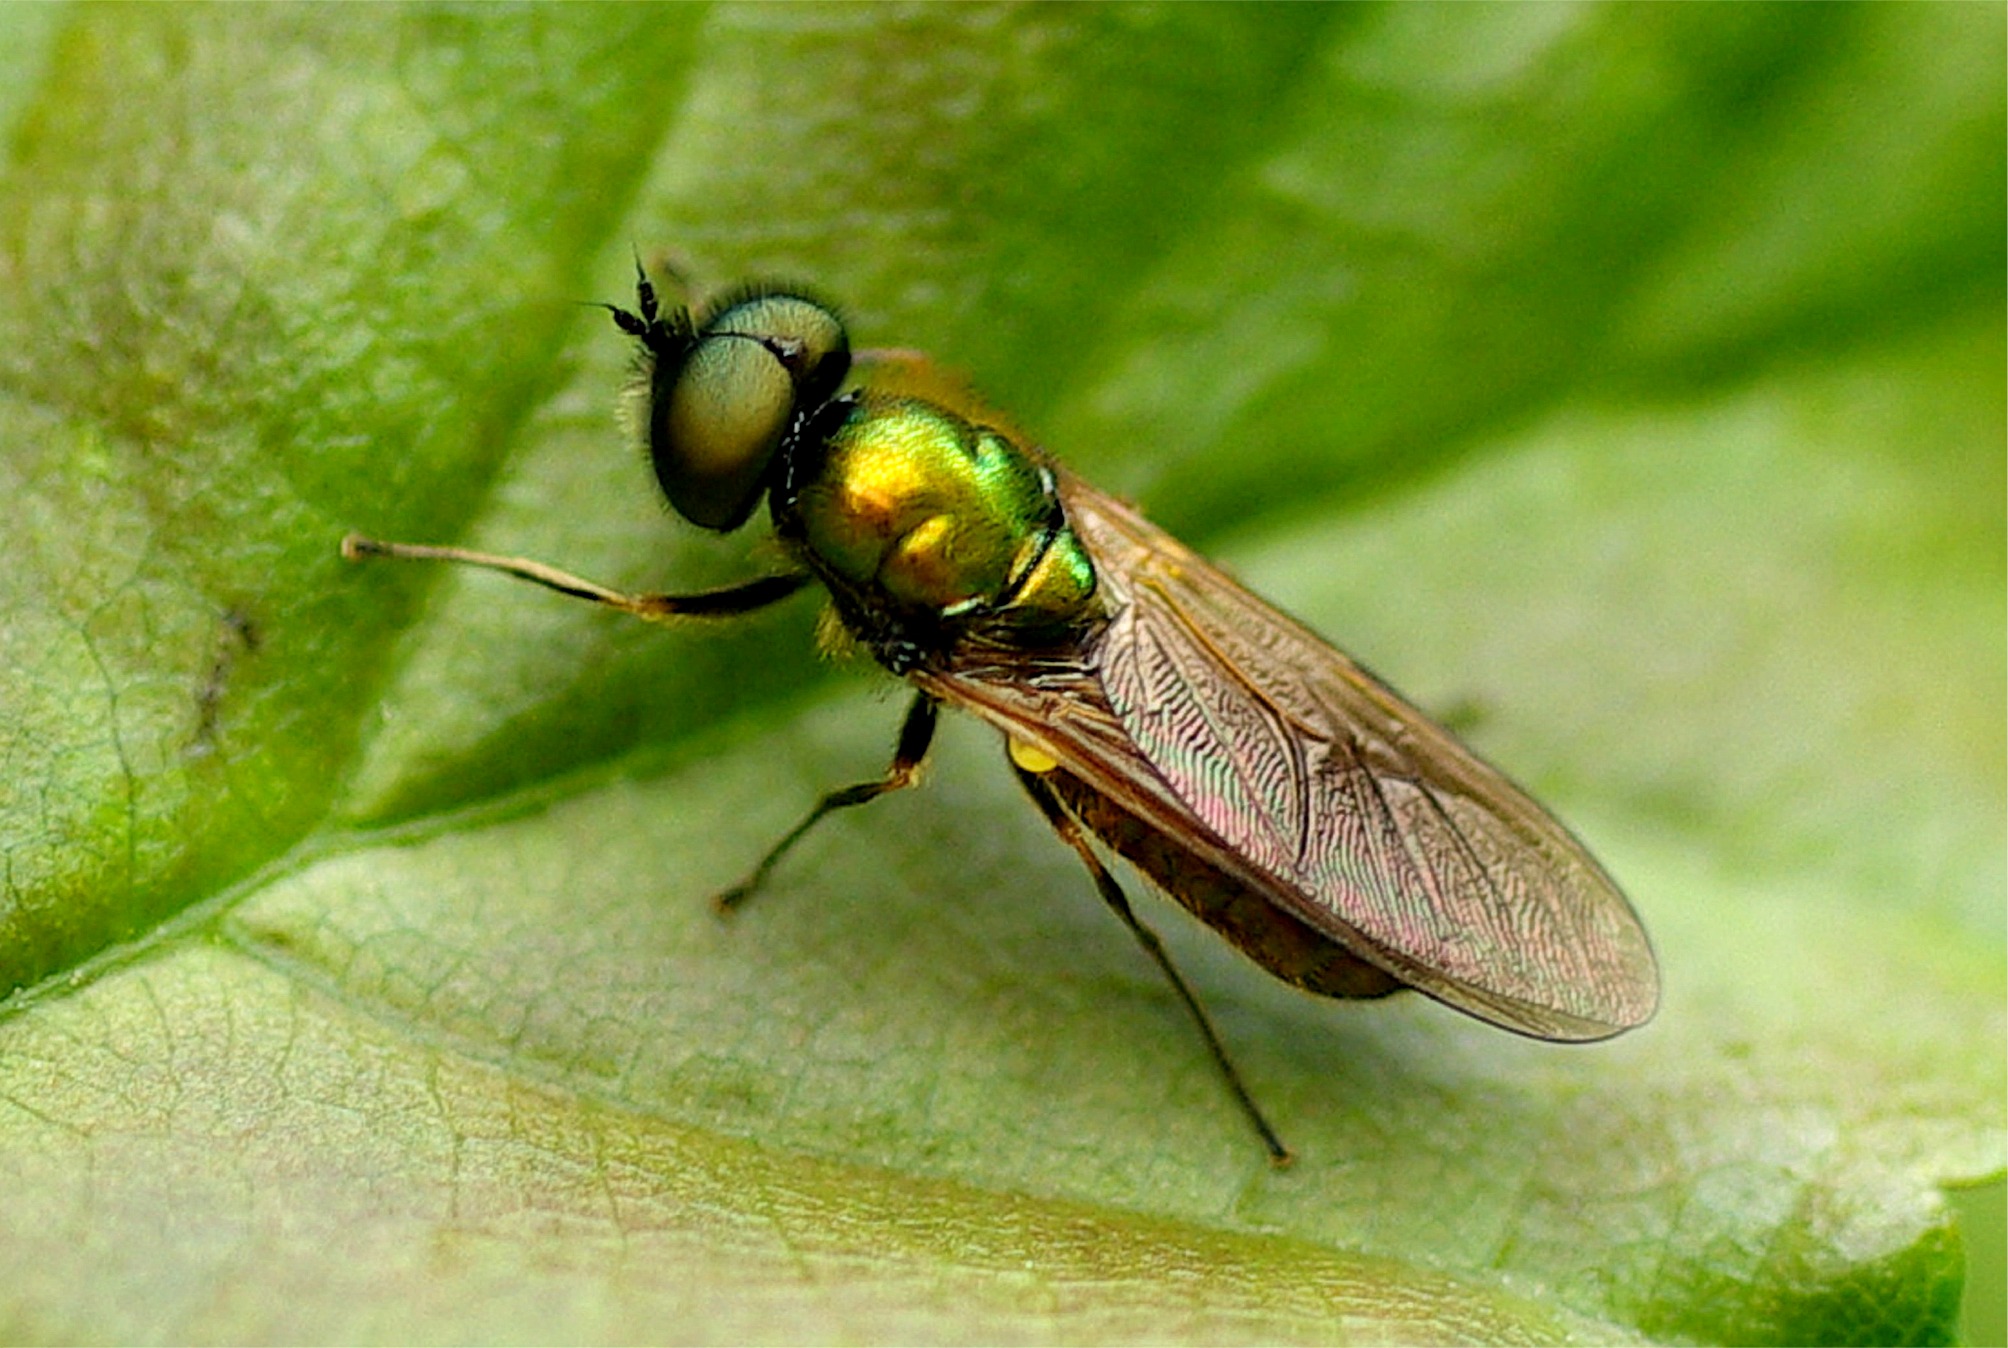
[343,267,1659,1166]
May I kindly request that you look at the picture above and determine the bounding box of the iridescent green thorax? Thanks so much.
[777,391,1098,667]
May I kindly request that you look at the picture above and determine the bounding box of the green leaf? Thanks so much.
[2,6,2000,1343]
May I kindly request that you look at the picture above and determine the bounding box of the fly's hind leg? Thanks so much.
[715,692,939,913]
[1011,758,1294,1168]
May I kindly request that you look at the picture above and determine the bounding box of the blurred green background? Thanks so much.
[0,5,2000,1343]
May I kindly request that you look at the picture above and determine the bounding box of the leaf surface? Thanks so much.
[1,6,2000,1343]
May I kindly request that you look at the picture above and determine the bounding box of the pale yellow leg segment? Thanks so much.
[340,534,811,623]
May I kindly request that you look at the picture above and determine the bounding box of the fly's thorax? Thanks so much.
[778,391,1098,655]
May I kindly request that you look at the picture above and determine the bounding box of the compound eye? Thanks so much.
[651,335,795,530]
[648,292,850,532]
[707,294,850,405]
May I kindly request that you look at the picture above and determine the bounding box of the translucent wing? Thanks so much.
[921,472,1657,1040]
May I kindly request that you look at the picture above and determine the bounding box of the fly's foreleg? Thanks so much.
[1012,760,1294,1168]
[715,692,939,913]
[340,534,813,623]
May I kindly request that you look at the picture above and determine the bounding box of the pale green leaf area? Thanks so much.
[0,6,2000,1345]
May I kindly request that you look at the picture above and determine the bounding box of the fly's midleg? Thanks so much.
[1011,763,1295,1167]
[715,692,940,913]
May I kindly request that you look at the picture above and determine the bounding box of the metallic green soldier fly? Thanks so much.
[343,267,1659,1165]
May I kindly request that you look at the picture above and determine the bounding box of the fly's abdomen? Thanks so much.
[1042,767,1404,1001]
